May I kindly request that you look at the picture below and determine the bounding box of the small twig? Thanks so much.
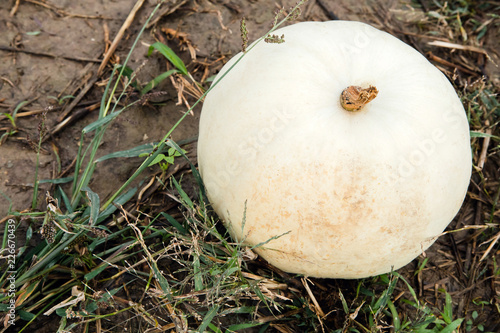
[207,9,228,30]
[316,0,339,20]
[0,76,15,88]
[477,120,492,170]
[0,100,99,121]
[10,0,20,16]
[479,231,500,262]
[0,45,101,63]
[427,52,479,76]
[26,0,112,19]
[58,155,78,178]
[98,0,146,76]
[392,29,449,41]
[0,107,58,122]
[57,64,97,121]
[423,277,450,290]
[464,200,484,273]
[103,22,111,54]
[428,40,492,60]
[302,277,326,317]
[137,176,156,202]
[0,96,39,113]
[49,102,100,137]
[448,233,466,280]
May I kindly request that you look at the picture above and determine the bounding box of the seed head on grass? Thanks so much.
[90,227,109,238]
[139,90,169,105]
[272,7,286,27]
[40,219,56,243]
[287,2,304,21]
[267,0,308,44]
[27,111,49,151]
[264,34,285,44]
[240,17,248,52]
[61,234,88,253]
[273,0,308,26]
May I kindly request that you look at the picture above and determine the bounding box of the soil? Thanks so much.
[0,0,499,332]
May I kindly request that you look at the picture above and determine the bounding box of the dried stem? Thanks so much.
[340,85,378,111]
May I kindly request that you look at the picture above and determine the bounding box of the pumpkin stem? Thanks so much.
[340,85,378,111]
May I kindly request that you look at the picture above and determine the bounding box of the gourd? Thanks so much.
[197,21,471,279]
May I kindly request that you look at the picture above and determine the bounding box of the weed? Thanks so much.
[47,95,75,105]
[140,146,186,171]
[0,101,28,145]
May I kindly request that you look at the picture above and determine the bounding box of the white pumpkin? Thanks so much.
[197,21,471,279]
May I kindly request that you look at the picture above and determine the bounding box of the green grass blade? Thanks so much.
[148,153,166,166]
[207,323,222,333]
[100,62,118,118]
[373,274,398,317]
[154,268,171,296]
[98,187,137,223]
[101,142,166,211]
[57,186,73,214]
[82,186,100,226]
[71,131,85,199]
[12,100,30,120]
[71,127,105,208]
[193,254,203,291]
[82,110,123,134]
[171,177,194,209]
[160,212,187,234]
[116,64,140,90]
[84,262,109,281]
[470,130,500,140]
[393,272,420,306]
[17,289,69,333]
[18,310,35,321]
[166,139,206,198]
[441,291,454,324]
[198,305,220,332]
[386,299,401,330]
[38,177,73,184]
[440,318,464,333]
[250,231,291,250]
[1,221,9,252]
[2,112,16,127]
[141,69,178,95]
[16,238,77,286]
[95,143,158,162]
[220,306,256,316]
[227,322,264,330]
[339,289,349,314]
[148,42,188,75]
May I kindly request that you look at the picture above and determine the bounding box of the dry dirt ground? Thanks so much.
[0,0,499,332]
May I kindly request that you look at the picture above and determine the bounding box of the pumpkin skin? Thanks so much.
[197,21,471,279]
